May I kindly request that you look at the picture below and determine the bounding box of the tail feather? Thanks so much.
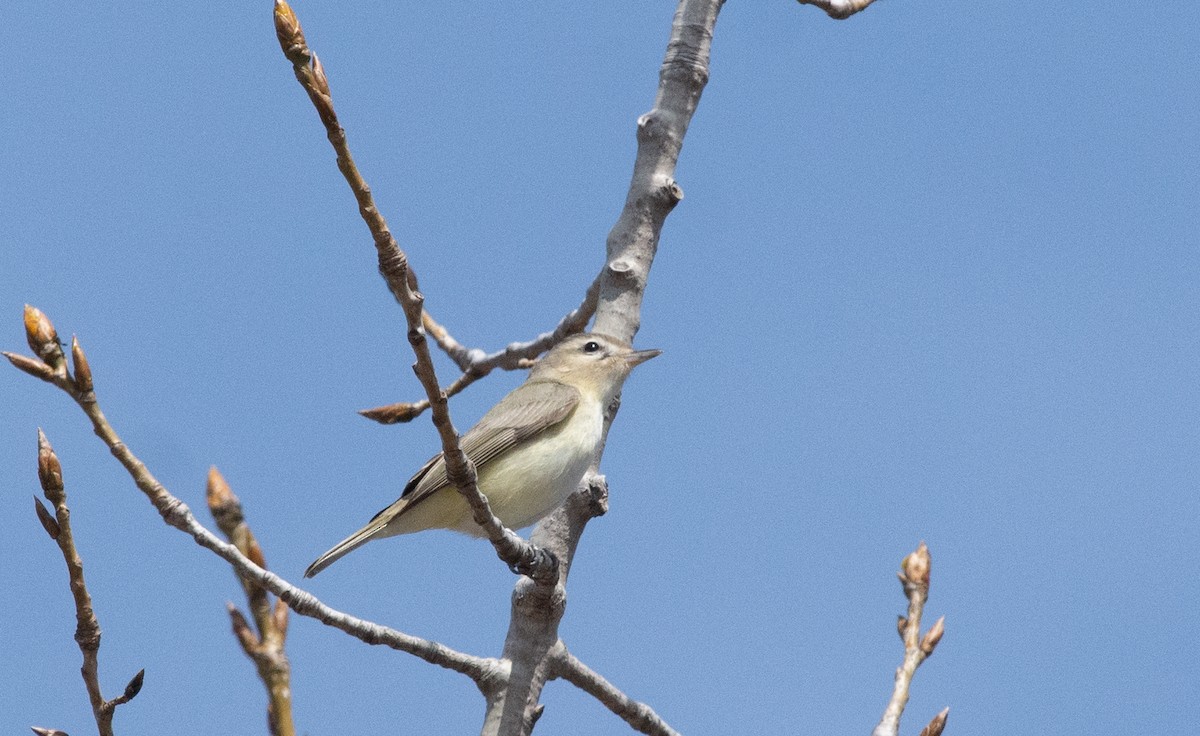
[304,512,394,578]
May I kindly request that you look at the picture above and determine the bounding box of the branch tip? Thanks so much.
[919,708,950,736]
[6,350,57,381]
[900,541,931,591]
[359,400,427,424]
[70,335,93,393]
[34,496,61,539]
[23,304,65,371]
[273,0,308,64]
[122,668,146,701]
[920,616,945,656]
[37,430,64,495]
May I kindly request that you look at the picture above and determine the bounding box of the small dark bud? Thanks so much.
[359,401,426,424]
[919,707,950,736]
[123,669,146,700]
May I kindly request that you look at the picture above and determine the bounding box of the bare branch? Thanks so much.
[34,430,142,736]
[6,313,499,684]
[871,542,947,736]
[361,278,600,425]
[484,2,725,733]
[550,644,680,736]
[591,0,718,342]
[273,0,557,585]
[207,467,296,736]
[796,0,883,20]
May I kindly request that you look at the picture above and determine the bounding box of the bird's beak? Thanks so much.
[624,348,662,367]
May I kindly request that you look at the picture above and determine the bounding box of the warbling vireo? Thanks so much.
[304,332,660,577]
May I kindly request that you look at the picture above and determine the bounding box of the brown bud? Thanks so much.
[34,497,61,539]
[227,602,259,651]
[123,669,146,700]
[919,707,950,736]
[37,430,64,495]
[311,52,330,97]
[206,466,244,534]
[23,305,66,371]
[921,615,945,656]
[901,541,931,589]
[4,351,56,382]
[359,401,427,424]
[245,537,267,569]
[273,0,309,64]
[896,615,908,641]
[70,336,93,393]
[273,598,289,639]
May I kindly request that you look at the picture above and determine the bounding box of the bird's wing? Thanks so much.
[390,379,581,513]
[304,381,580,577]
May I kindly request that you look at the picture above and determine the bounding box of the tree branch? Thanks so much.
[32,429,144,736]
[550,643,680,736]
[207,467,295,736]
[273,0,557,585]
[480,1,724,732]
[361,278,600,425]
[871,542,947,736]
[6,308,500,685]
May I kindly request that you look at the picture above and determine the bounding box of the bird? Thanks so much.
[304,332,660,577]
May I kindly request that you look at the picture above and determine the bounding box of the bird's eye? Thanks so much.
[582,341,601,354]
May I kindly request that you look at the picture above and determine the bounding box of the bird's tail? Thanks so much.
[304,505,402,578]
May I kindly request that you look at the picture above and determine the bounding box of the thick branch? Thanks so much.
[482,476,610,735]
[273,0,556,584]
[483,2,724,734]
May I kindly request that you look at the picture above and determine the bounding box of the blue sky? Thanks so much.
[2,2,1197,734]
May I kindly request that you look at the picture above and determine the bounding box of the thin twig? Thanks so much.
[33,429,144,736]
[6,307,500,684]
[207,467,295,736]
[796,0,883,20]
[871,542,947,736]
[273,0,557,585]
[362,278,600,424]
[550,643,680,736]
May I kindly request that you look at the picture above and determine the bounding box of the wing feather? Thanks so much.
[397,380,580,511]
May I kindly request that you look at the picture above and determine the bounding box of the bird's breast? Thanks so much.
[472,400,603,532]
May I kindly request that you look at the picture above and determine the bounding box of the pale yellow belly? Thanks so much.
[392,403,602,536]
